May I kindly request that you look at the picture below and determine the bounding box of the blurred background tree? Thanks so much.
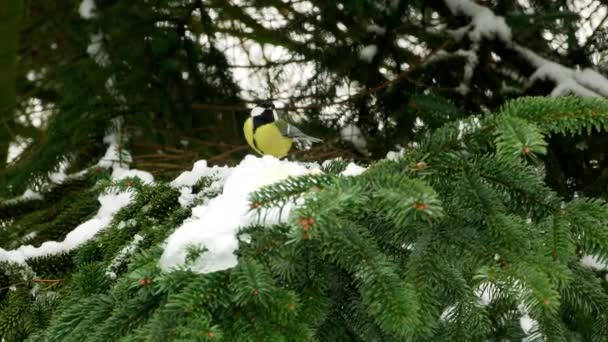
[2,0,608,198]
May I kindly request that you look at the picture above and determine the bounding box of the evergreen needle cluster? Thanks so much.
[0,96,607,341]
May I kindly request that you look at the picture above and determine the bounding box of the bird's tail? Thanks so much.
[298,135,322,143]
[293,134,322,150]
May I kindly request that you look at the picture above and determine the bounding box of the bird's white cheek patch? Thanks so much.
[251,107,265,117]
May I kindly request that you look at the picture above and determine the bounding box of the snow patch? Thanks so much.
[443,0,608,98]
[6,136,33,164]
[520,313,538,335]
[386,148,405,160]
[341,163,367,176]
[48,161,70,184]
[474,281,497,306]
[516,45,603,97]
[3,189,43,204]
[79,0,97,19]
[444,0,511,42]
[580,254,608,271]
[87,32,109,67]
[0,123,152,265]
[97,131,154,183]
[0,190,134,264]
[573,68,608,97]
[518,303,540,341]
[106,234,144,279]
[340,123,369,155]
[359,45,378,63]
[440,305,456,322]
[159,155,320,274]
[366,24,386,35]
[170,160,232,206]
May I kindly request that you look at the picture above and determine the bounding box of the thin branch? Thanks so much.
[191,41,449,112]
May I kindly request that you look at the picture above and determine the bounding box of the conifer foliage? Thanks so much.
[1,97,608,341]
[4,0,608,341]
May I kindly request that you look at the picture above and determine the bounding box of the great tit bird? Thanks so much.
[243,102,322,158]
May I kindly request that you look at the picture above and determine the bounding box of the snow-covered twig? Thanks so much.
[444,0,608,98]
[0,122,153,265]
[160,155,367,274]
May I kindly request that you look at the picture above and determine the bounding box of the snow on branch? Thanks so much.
[444,0,512,42]
[515,45,602,97]
[0,122,153,265]
[443,0,608,98]
[160,155,367,274]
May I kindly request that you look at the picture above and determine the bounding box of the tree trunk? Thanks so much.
[0,0,22,168]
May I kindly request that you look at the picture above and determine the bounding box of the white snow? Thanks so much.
[474,281,497,306]
[385,147,405,160]
[517,46,601,98]
[366,24,386,35]
[106,234,144,279]
[518,303,540,341]
[341,163,367,176]
[440,305,456,321]
[6,136,33,164]
[79,0,97,19]
[48,161,70,184]
[444,0,512,42]
[520,313,538,335]
[444,0,608,98]
[170,160,232,206]
[340,123,369,155]
[580,254,608,271]
[159,155,321,274]
[0,124,152,265]
[3,189,43,204]
[171,160,230,188]
[0,190,134,264]
[516,45,604,97]
[87,32,109,67]
[359,45,378,63]
[97,131,154,183]
[573,68,608,97]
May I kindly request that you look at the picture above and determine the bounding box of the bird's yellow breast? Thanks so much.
[243,118,293,158]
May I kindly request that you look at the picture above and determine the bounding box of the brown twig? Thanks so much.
[207,145,251,162]
[32,278,63,284]
[0,278,64,292]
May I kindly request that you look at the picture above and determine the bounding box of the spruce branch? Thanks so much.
[248,174,336,210]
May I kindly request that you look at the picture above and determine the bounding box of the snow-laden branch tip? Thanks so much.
[443,0,608,98]
[170,160,232,206]
[0,190,134,265]
[106,234,144,279]
[580,254,608,271]
[360,45,378,63]
[97,131,154,183]
[79,0,97,19]
[3,189,43,205]
[0,125,153,265]
[159,155,320,274]
[159,155,367,274]
[340,123,369,155]
[444,0,512,42]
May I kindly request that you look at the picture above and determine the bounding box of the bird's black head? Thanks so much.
[251,101,278,129]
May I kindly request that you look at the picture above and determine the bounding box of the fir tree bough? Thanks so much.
[3,96,608,340]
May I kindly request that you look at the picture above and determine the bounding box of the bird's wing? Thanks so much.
[275,120,322,142]
[275,119,322,151]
